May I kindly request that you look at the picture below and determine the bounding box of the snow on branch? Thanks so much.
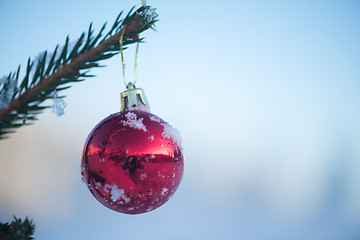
[0,6,158,139]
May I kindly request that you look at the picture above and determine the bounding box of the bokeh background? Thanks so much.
[1,0,360,239]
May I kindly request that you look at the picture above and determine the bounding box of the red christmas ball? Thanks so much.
[81,100,184,214]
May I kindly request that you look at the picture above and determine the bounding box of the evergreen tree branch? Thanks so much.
[0,6,158,139]
[0,216,35,240]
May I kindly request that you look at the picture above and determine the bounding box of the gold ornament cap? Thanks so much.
[120,83,149,111]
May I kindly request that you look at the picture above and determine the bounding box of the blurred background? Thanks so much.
[1,0,360,239]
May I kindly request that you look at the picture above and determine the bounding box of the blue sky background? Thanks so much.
[1,0,360,239]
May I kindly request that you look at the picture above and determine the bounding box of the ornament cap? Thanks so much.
[120,83,149,111]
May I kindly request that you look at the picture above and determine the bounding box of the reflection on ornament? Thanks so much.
[81,85,184,214]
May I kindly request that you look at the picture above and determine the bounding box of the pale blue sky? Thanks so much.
[1,0,360,239]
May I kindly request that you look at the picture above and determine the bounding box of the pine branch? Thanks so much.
[0,216,35,240]
[0,6,158,139]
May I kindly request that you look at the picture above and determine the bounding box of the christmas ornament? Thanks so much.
[81,10,183,214]
[81,83,184,214]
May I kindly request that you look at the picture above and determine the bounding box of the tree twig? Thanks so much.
[0,6,158,139]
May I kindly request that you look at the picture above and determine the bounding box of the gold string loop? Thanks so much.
[119,27,141,89]
[134,41,140,86]
[119,27,127,87]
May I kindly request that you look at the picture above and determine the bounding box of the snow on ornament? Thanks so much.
[81,83,184,214]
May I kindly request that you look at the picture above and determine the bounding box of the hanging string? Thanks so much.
[134,41,140,86]
[119,27,141,88]
[119,0,146,88]
[119,27,127,87]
